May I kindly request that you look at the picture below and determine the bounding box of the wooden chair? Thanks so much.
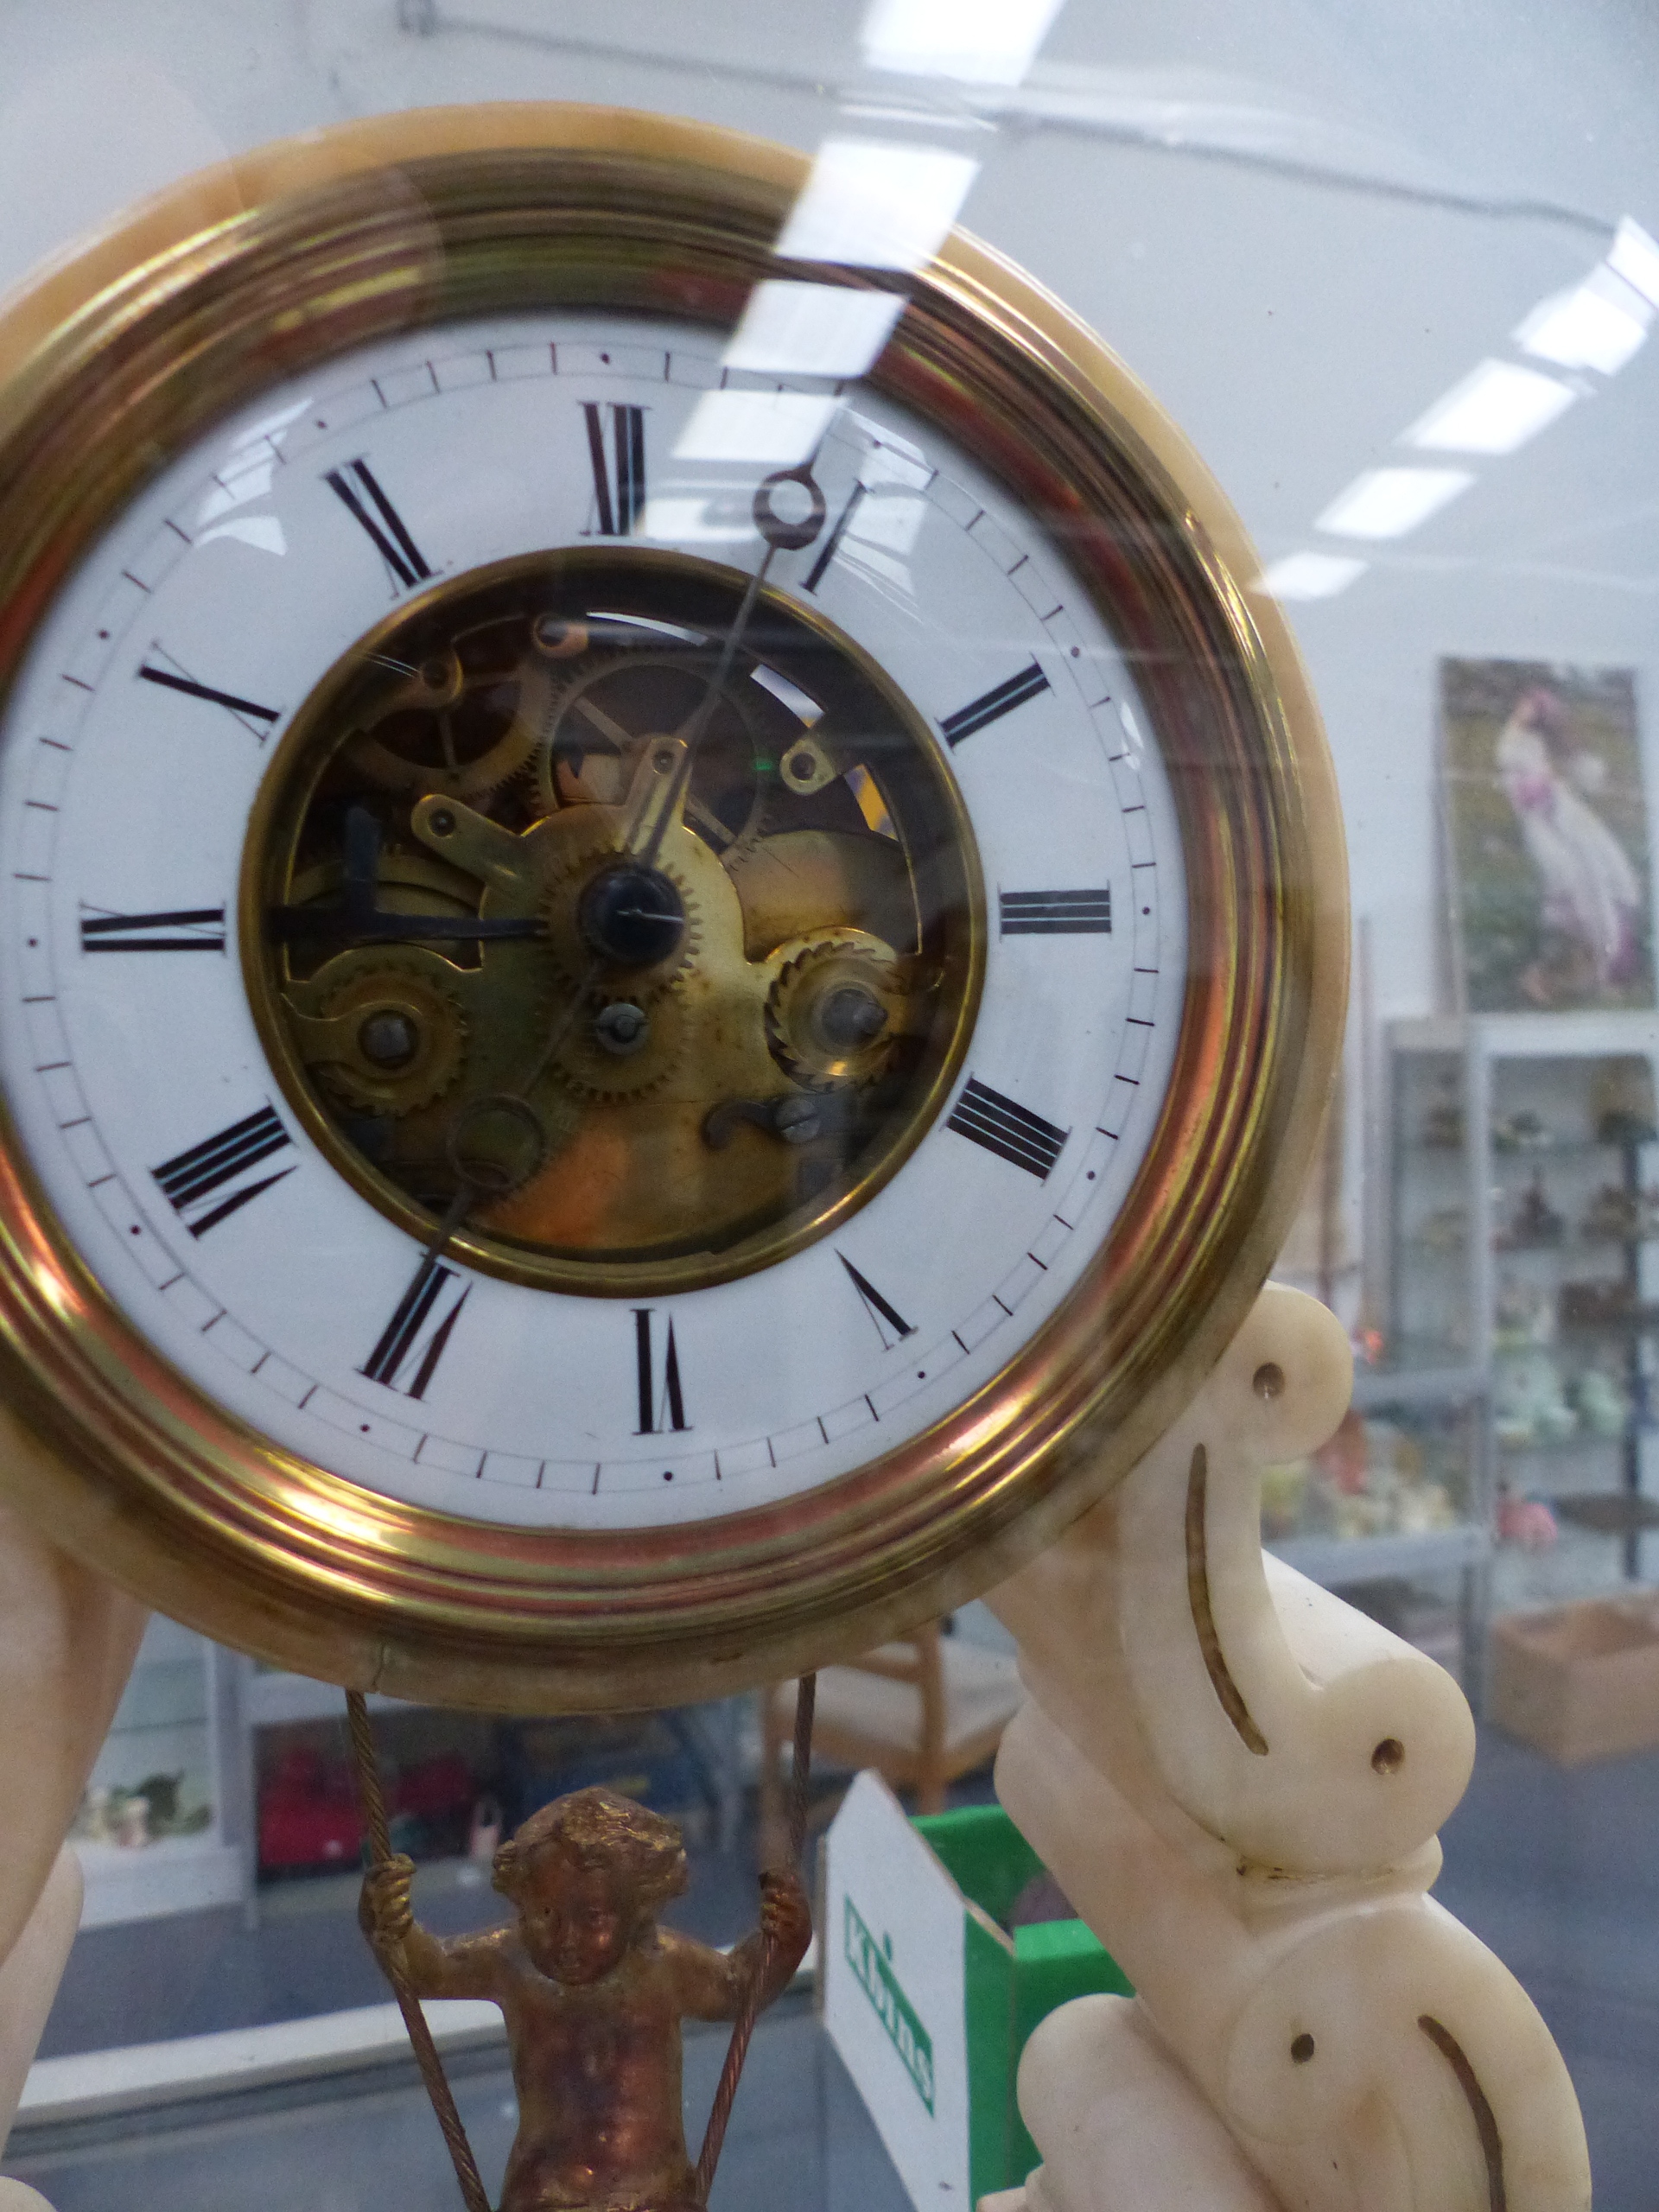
[759,1620,1024,1852]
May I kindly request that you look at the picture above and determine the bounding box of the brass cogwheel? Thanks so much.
[539,824,702,999]
[544,985,688,1103]
[347,647,553,804]
[524,650,766,849]
[766,930,906,1089]
[304,953,468,1117]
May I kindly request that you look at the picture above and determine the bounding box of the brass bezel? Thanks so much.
[0,106,1347,1712]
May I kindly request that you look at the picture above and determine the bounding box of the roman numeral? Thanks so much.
[999,887,1112,936]
[939,661,1051,747]
[804,483,868,593]
[80,906,226,953]
[946,1077,1070,1180]
[582,403,647,537]
[838,1253,914,1350]
[361,1256,470,1400]
[137,655,279,739]
[634,1308,689,1433]
[151,1104,295,1236]
[323,460,433,589]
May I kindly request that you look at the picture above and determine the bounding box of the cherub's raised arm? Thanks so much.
[359,1853,506,2002]
[670,1867,812,2022]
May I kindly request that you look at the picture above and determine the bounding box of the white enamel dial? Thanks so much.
[0,312,1186,1532]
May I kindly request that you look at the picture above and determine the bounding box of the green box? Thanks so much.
[917,1802,1134,2198]
[823,1773,1131,2209]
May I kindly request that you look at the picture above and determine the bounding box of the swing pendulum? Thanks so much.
[347,1677,818,2211]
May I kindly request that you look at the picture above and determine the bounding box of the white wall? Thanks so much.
[3,0,1657,1028]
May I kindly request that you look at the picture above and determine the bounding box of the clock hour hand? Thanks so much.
[268,806,546,947]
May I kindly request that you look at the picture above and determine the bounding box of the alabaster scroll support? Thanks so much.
[984,1283,1590,2212]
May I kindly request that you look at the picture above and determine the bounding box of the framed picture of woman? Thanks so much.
[1440,658,1653,1013]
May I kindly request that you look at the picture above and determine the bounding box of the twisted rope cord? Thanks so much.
[693,1673,817,2204]
[346,1689,493,2212]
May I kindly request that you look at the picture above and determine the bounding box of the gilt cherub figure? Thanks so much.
[359,1785,811,2212]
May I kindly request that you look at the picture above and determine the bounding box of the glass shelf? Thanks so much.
[1497,1430,1649,1454]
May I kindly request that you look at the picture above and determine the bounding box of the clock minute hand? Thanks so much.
[628,459,829,871]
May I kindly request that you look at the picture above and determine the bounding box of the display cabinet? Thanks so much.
[1259,1030,1491,1690]
[1264,1374,1490,1693]
[1389,1013,1659,1618]
[70,1616,245,1926]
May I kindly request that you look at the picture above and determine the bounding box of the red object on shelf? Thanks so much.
[397,1751,474,1819]
[257,1745,480,1872]
[258,1747,361,1871]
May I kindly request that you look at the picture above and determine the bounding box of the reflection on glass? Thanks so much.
[1316,465,1473,539]
[671,389,838,467]
[1256,550,1367,602]
[1608,213,1659,308]
[860,0,1065,85]
[1518,266,1653,377]
[723,280,906,378]
[1403,357,1576,456]
[773,138,977,272]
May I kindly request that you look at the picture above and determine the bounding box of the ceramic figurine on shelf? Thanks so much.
[1574,1361,1631,1438]
[1420,1075,1464,1149]
[359,1786,810,2212]
[1494,1272,1555,1350]
[112,1796,149,1850]
[1491,1107,1551,1152]
[1592,1057,1658,1146]
[1559,1275,1640,1326]
[1502,1172,1565,1249]
[1580,1182,1642,1243]
[1496,1481,1560,1551]
[1414,1203,1469,1252]
[1494,1351,1577,1448]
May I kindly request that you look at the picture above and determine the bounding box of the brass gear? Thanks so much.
[301,952,469,1117]
[347,647,553,804]
[545,984,688,1103]
[539,823,702,1000]
[526,649,766,848]
[766,930,906,1089]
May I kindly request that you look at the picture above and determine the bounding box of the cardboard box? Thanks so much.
[822,1771,1131,2211]
[1490,1593,1659,1764]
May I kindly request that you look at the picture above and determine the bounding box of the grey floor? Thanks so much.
[10,1732,1659,2211]
[1433,1730,1659,2205]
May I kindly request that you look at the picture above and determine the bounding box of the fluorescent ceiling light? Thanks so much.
[1316,467,1472,539]
[1516,264,1652,377]
[861,0,1065,85]
[672,390,839,466]
[1255,551,1367,601]
[775,140,977,271]
[1608,215,1659,310]
[724,282,906,378]
[1403,358,1574,455]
